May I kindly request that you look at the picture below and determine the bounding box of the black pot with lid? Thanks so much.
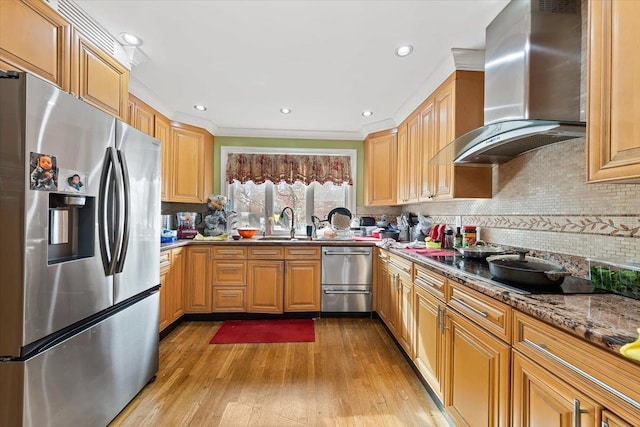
[486,249,572,287]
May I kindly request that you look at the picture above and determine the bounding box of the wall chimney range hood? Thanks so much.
[433,0,585,165]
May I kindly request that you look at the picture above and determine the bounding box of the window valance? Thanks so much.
[225,153,353,186]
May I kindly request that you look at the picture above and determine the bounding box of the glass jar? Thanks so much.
[462,226,476,247]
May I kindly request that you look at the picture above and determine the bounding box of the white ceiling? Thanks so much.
[73,0,509,140]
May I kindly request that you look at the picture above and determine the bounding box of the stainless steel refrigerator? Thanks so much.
[0,72,161,426]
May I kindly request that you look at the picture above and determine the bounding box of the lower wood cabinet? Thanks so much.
[212,287,245,312]
[212,258,246,312]
[159,247,185,331]
[444,309,511,427]
[512,351,598,427]
[185,247,212,313]
[284,260,320,311]
[247,260,284,313]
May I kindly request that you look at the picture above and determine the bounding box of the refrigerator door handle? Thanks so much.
[115,149,130,273]
[98,147,123,276]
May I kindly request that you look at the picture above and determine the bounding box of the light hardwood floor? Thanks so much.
[110,318,450,427]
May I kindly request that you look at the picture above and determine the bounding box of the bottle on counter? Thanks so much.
[462,225,477,247]
[444,229,454,249]
[454,226,463,248]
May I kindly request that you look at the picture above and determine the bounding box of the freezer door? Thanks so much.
[20,75,115,349]
[0,292,159,427]
[113,121,161,303]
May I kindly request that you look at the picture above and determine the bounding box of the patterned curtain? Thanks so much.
[226,153,352,186]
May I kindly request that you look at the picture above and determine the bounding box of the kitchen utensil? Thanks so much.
[486,250,572,286]
[456,240,506,259]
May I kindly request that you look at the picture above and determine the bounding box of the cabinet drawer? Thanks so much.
[448,281,511,343]
[212,287,245,312]
[513,311,640,417]
[249,246,284,259]
[413,264,447,301]
[212,260,246,286]
[160,250,171,269]
[389,254,412,280]
[285,246,320,260]
[212,247,247,259]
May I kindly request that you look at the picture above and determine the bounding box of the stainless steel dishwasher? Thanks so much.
[321,246,373,312]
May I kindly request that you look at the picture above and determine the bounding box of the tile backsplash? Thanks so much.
[403,138,640,270]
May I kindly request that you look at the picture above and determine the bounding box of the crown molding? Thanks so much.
[214,127,362,141]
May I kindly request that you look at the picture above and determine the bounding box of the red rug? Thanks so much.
[210,319,315,344]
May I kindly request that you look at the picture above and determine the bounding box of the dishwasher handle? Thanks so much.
[323,250,371,256]
[323,289,371,295]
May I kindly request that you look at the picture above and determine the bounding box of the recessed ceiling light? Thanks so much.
[395,45,414,57]
[280,108,291,114]
[120,32,143,47]
[362,111,373,117]
[194,105,207,112]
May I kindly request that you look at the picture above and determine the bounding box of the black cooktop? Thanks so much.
[416,253,608,296]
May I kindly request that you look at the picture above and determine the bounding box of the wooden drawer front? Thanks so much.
[514,312,640,418]
[413,264,447,301]
[448,281,511,343]
[389,254,412,281]
[212,261,246,286]
[376,247,389,263]
[160,250,171,269]
[285,246,321,260]
[213,247,247,259]
[249,246,284,259]
[212,287,245,312]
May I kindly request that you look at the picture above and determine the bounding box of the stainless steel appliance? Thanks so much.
[321,246,373,312]
[0,72,161,427]
[432,0,585,165]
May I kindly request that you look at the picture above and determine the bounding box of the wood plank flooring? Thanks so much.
[109,318,449,427]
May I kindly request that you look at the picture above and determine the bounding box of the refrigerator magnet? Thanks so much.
[29,152,58,191]
[59,168,87,193]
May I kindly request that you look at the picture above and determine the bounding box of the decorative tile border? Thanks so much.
[431,215,640,238]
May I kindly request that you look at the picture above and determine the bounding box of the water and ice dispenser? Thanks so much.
[48,193,95,264]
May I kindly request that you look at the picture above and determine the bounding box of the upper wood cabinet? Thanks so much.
[127,94,155,136]
[431,71,492,199]
[397,113,420,204]
[0,0,70,90]
[364,129,397,206]
[169,122,214,203]
[71,29,128,120]
[418,98,435,201]
[155,115,172,201]
[587,0,640,183]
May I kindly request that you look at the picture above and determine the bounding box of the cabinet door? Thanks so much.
[375,251,390,320]
[406,113,421,203]
[185,247,211,313]
[285,260,320,311]
[396,122,409,204]
[170,125,213,203]
[445,310,511,427]
[159,267,170,331]
[131,98,154,136]
[169,248,185,322]
[0,0,70,90]
[384,269,399,336]
[433,81,454,199]
[601,410,634,427]
[71,30,128,120]
[246,260,283,313]
[419,99,435,201]
[155,115,172,201]
[413,285,445,402]
[588,0,640,183]
[364,132,397,206]
[512,352,599,427]
[397,275,413,354]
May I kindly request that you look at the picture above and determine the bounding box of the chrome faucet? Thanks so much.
[280,206,295,238]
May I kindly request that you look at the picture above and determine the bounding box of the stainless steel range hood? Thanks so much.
[433,0,585,165]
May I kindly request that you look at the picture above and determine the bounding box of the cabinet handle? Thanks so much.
[289,250,315,255]
[524,339,640,411]
[573,399,588,427]
[436,306,441,331]
[440,308,448,334]
[389,262,410,273]
[220,294,236,298]
[219,266,240,271]
[218,250,241,255]
[452,297,488,318]
[253,250,279,255]
[415,277,435,289]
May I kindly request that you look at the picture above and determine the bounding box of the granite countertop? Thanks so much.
[160,237,379,251]
[391,247,640,359]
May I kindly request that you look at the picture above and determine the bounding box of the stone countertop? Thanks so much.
[161,237,379,251]
[391,248,640,359]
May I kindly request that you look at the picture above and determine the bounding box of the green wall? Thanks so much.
[214,136,365,206]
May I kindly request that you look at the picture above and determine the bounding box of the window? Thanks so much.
[221,147,356,235]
